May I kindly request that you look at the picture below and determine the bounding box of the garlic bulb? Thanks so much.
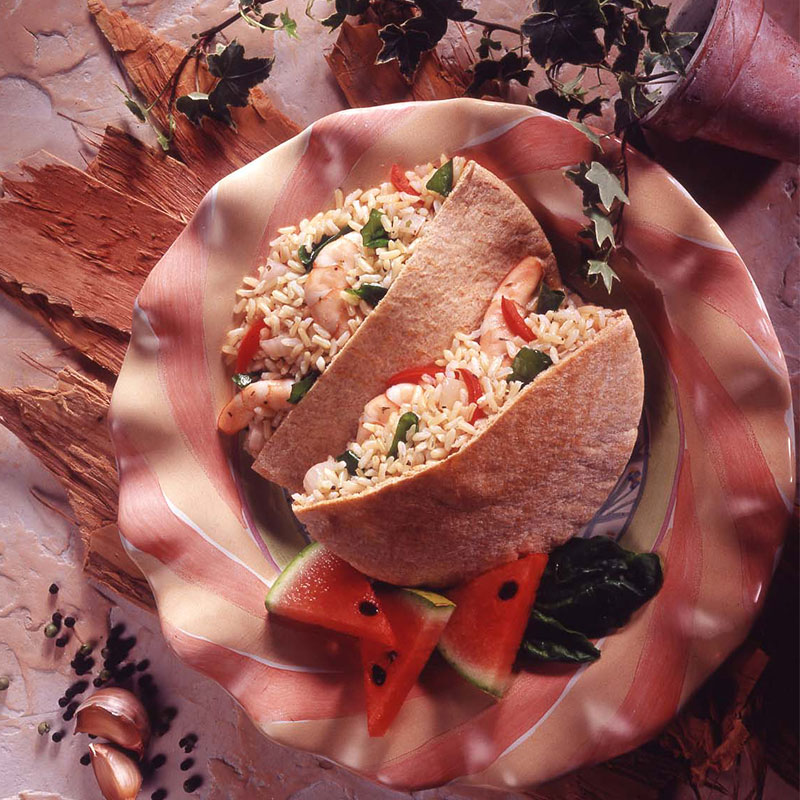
[74,687,150,756]
[89,743,143,800]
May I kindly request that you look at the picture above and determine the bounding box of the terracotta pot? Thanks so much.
[646,0,800,163]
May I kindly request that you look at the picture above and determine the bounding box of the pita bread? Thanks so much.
[294,311,643,587]
[253,161,559,492]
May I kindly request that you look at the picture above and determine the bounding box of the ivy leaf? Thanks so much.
[477,34,502,59]
[176,92,226,125]
[585,161,629,210]
[522,0,606,67]
[565,162,600,207]
[638,3,670,53]
[345,283,389,306]
[587,257,619,292]
[207,41,274,111]
[360,208,390,249]
[617,71,658,119]
[288,370,319,404]
[259,12,280,27]
[417,0,477,23]
[376,19,439,79]
[576,95,605,120]
[533,88,583,119]
[586,207,615,247]
[467,52,532,95]
[568,119,602,148]
[321,0,368,29]
[612,19,644,74]
[122,95,147,122]
[665,30,697,52]
[602,2,625,50]
[280,10,298,37]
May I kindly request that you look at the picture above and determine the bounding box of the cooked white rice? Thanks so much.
[294,294,613,506]
[222,156,465,449]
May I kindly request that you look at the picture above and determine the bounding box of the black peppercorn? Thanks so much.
[48,583,59,595]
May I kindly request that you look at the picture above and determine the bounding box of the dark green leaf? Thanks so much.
[298,226,351,270]
[533,88,583,119]
[345,283,388,306]
[123,96,147,122]
[388,412,419,458]
[337,449,359,475]
[565,162,601,208]
[319,0,368,29]
[602,2,625,50]
[664,30,697,52]
[534,536,664,638]
[612,19,644,74]
[425,159,454,196]
[467,58,502,95]
[259,12,280,27]
[280,10,298,37]
[176,92,227,125]
[576,95,606,121]
[638,3,669,52]
[207,40,274,113]
[288,371,319,404]
[535,284,566,314]
[587,257,619,292]
[477,34,502,59]
[522,609,600,663]
[507,347,553,385]
[420,0,477,22]
[586,207,615,247]
[360,208,390,249]
[232,371,262,389]
[522,0,606,67]
[376,13,446,79]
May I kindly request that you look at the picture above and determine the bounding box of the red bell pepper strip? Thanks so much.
[501,296,535,341]
[457,368,487,423]
[386,363,443,388]
[390,164,421,196]
[235,318,267,373]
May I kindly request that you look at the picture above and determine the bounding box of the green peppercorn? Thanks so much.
[44,623,59,638]
[98,669,111,682]
[78,643,93,656]
[37,721,51,736]
[0,677,9,691]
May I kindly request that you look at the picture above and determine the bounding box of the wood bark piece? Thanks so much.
[0,153,184,332]
[87,126,207,222]
[0,277,128,375]
[0,368,153,608]
[326,21,469,107]
[87,0,300,187]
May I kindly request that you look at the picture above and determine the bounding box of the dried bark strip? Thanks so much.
[326,22,469,107]
[87,126,207,222]
[88,0,300,188]
[0,153,184,332]
[0,368,153,608]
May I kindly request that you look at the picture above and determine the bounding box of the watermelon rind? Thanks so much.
[264,542,324,611]
[437,639,507,697]
[403,588,455,613]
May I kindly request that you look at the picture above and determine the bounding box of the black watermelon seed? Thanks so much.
[387,650,398,663]
[152,790,168,800]
[80,753,91,766]
[183,775,203,793]
[49,583,59,595]
[358,600,379,616]
[370,664,387,686]
[180,758,194,771]
[151,753,167,769]
[498,581,518,601]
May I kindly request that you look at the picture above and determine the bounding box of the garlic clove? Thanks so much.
[74,687,150,756]
[89,742,143,800]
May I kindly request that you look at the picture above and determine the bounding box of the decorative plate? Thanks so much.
[109,99,794,792]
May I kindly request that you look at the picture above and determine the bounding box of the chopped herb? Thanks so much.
[360,208,390,249]
[522,609,601,663]
[298,226,351,271]
[345,284,388,307]
[336,450,359,475]
[507,347,553,385]
[388,412,419,458]
[288,371,319,404]
[231,371,261,389]
[426,159,454,196]
[535,285,566,314]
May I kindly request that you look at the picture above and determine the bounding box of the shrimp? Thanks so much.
[479,256,544,360]
[304,233,361,337]
[303,458,338,494]
[259,336,301,361]
[262,258,290,291]
[217,379,293,435]
[356,382,417,443]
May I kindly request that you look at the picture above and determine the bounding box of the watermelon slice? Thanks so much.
[361,588,454,737]
[265,543,395,646]
[438,554,548,697]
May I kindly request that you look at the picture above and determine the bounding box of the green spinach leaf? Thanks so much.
[336,450,359,475]
[288,371,319,404]
[298,226,351,271]
[535,284,566,314]
[522,609,600,663]
[345,283,388,307]
[388,412,419,458]
[507,347,553,385]
[360,209,390,249]
[426,159,454,196]
[534,536,663,638]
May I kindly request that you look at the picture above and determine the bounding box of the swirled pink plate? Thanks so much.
[108,99,794,791]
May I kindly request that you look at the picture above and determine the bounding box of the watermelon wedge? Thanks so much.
[265,543,395,646]
[361,588,454,737]
[438,554,548,697]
